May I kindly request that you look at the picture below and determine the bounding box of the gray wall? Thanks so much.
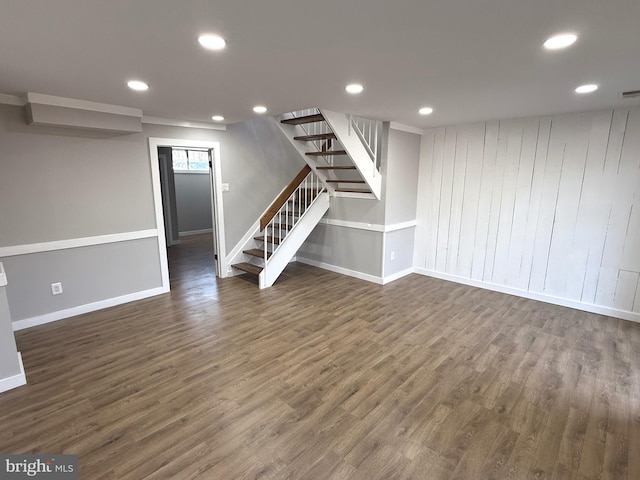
[158,147,180,246]
[384,129,420,224]
[0,105,155,246]
[297,223,383,277]
[220,118,306,250]
[299,126,421,281]
[0,104,304,327]
[0,286,21,380]
[2,238,162,321]
[174,173,212,234]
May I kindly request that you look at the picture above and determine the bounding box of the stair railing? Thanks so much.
[259,166,326,277]
[348,114,383,174]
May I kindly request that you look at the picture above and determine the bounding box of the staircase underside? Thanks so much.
[276,111,380,200]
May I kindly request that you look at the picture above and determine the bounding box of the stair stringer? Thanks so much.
[319,109,382,200]
[259,192,330,288]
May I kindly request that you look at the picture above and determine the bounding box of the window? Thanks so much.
[172,148,209,172]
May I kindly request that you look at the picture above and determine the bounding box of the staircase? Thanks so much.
[276,108,382,200]
[230,108,382,288]
[231,166,330,288]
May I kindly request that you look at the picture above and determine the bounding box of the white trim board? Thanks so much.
[0,94,25,107]
[148,137,226,283]
[382,268,414,285]
[0,230,158,258]
[143,116,226,131]
[0,353,26,393]
[389,122,423,135]
[12,286,169,331]
[414,268,640,324]
[26,93,142,117]
[179,229,213,237]
[296,257,383,285]
[318,218,417,233]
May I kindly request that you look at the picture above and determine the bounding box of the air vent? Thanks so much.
[621,90,640,99]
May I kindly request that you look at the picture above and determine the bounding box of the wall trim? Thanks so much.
[0,230,159,258]
[385,220,417,233]
[318,218,416,233]
[318,218,384,232]
[143,116,226,131]
[0,94,26,107]
[414,268,640,324]
[296,257,383,285]
[382,267,415,285]
[26,93,142,117]
[389,122,423,135]
[0,353,26,393]
[12,286,169,331]
[179,229,213,237]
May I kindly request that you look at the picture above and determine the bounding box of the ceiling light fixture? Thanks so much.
[418,107,434,115]
[253,105,267,114]
[211,115,224,121]
[198,34,227,50]
[575,84,598,94]
[127,80,149,91]
[345,83,364,94]
[543,33,578,50]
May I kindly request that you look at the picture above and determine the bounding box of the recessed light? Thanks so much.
[345,83,364,94]
[198,34,226,50]
[253,105,267,114]
[127,80,149,91]
[543,33,578,50]
[419,107,434,115]
[575,84,598,94]
[211,115,224,122]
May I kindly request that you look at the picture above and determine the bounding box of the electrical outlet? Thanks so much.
[51,282,63,295]
[222,183,230,192]
[390,251,395,261]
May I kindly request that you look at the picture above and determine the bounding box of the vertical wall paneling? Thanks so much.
[416,107,640,320]
[470,121,498,281]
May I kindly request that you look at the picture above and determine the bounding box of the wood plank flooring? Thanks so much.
[1,234,639,479]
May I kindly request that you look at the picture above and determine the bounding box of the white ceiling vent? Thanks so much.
[621,89,640,99]
[25,93,143,133]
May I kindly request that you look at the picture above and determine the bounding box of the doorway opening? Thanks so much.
[148,138,226,291]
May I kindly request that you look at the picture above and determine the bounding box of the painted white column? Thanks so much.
[0,262,26,393]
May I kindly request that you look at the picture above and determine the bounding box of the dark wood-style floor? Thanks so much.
[1,234,639,479]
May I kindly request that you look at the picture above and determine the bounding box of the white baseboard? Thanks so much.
[296,257,383,285]
[0,352,26,393]
[414,268,640,323]
[382,267,414,285]
[179,229,213,237]
[12,286,169,331]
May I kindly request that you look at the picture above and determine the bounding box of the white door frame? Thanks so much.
[148,138,227,289]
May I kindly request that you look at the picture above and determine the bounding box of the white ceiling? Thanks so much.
[1,0,639,127]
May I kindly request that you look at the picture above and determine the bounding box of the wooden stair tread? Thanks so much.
[281,114,324,125]
[335,188,372,193]
[244,248,272,259]
[255,235,283,244]
[232,262,263,276]
[294,133,336,141]
[306,150,346,156]
[325,180,366,184]
[316,166,356,170]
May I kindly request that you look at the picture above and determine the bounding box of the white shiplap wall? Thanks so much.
[414,108,640,321]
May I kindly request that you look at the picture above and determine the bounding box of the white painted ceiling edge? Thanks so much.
[0,0,639,128]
